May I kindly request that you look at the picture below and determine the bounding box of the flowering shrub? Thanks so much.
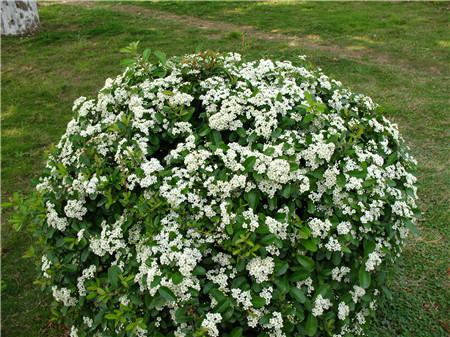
[29,49,419,337]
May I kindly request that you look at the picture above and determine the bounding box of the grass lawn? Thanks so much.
[1,2,448,336]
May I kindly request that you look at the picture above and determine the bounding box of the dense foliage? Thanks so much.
[25,49,419,337]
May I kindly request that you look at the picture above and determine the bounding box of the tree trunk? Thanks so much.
[1,0,39,36]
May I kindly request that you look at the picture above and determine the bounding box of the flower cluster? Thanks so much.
[32,50,418,337]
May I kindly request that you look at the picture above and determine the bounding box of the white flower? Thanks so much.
[41,255,51,278]
[366,251,383,271]
[89,219,126,257]
[140,158,163,188]
[168,91,194,107]
[331,266,350,282]
[136,327,148,337]
[77,265,96,296]
[297,277,315,295]
[208,97,243,131]
[260,287,273,305]
[345,176,363,192]
[267,311,284,331]
[64,199,87,220]
[350,285,366,303]
[184,149,211,172]
[267,159,291,184]
[337,221,352,235]
[73,96,87,111]
[201,313,222,337]
[308,218,332,239]
[392,200,413,218]
[52,286,77,307]
[246,256,275,283]
[172,121,192,135]
[46,202,68,231]
[231,288,253,310]
[77,228,85,242]
[312,295,333,316]
[83,316,93,328]
[265,216,288,240]
[338,302,350,320]
[70,326,78,337]
[325,236,341,252]
[83,174,99,195]
[242,208,260,231]
[178,247,202,277]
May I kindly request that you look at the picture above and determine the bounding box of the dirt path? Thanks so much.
[52,1,439,75]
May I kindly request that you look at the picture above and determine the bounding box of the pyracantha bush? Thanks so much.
[30,49,419,337]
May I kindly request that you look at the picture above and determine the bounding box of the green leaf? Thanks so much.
[404,219,419,236]
[251,295,266,309]
[171,271,183,285]
[243,156,257,172]
[274,277,289,295]
[275,260,289,276]
[381,286,393,300]
[152,66,167,78]
[260,233,277,245]
[120,58,135,67]
[305,313,318,336]
[264,147,275,156]
[303,114,315,124]
[226,224,234,235]
[247,132,257,144]
[22,245,35,259]
[210,288,226,302]
[211,130,223,145]
[215,298,231,313]
[231,276,247,289]
[268,196,278,210]
[180,107,195,122]
[307,200,316,214]
[297,226,310,239]
[271,128,283,138]
[236,127,246,138]
[280,184,292,198]
[245,189,259,210]
[63,263,78,272]
[280,116,296,128]
[289,270,310,282]
[363,240,376,256]
[175,307,189,323]
[198,123,211,137]
[229,327,243,337]
[193,265,206,276]
[359,267,371,289]
[154,50,167,64]
[295,306,305,321]
[336,174,346,187]
[120,41,140,55]
[316,284,331,298]
[289,288,306,303]
[158,286,177,302]
[142,48,152,61]
[297,255,315,272]
[301,239,317,252]
[108,265,121,288]
[386,151,398,166]
[154,112,164,124]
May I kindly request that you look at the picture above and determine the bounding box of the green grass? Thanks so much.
[1,2,449,337]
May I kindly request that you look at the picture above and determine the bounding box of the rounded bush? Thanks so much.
[34,51,418,337]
